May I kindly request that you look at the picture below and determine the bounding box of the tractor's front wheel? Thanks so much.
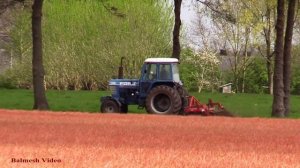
[101,99,120,113]
[121,104,128,113]
[145,85,182,115]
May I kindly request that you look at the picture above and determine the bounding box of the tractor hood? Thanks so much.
[109,79,139,88]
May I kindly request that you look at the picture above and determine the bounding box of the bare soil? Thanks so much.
[0,109,300,168]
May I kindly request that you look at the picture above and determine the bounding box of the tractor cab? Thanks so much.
[139,58,182,97]
[141,58,181,83]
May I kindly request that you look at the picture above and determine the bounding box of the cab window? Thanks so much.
[144,64,157,80]
[159,64,172,80]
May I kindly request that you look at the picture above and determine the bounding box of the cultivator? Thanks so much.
[184,96,233,116]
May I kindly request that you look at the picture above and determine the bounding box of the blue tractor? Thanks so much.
[100,58,188,115]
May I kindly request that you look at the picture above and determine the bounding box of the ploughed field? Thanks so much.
[0,109,299,168]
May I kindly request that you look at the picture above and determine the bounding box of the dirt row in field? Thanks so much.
[0,109,300,168]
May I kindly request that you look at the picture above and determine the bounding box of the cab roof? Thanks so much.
[144,58,179,63]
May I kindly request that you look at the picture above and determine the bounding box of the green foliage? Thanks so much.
[8,0,173,90]
[0,74,17,89]
[180,49,198,91]
[180,48,222,92]
[244,57,268,93]
[291,46,300,95]
[193,92,300,118]
[180,63,198,92]
[5,10,32,88]
[196,0,277,94]
[292,66,300,95]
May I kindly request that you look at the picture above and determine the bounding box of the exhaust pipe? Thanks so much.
[118,57,125,79]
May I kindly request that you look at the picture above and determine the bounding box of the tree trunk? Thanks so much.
[283,0,296,117]
[172,0,182,60]
[234,51,239,93]
[32,0,49,110]
[272,0,285,117]
[267,60,274,94]
[242,27,250,93]
[265,7,274,95]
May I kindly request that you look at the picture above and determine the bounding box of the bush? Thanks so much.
[180,62,198,92]
[243,57,268,93]
[291,68,300,95]
[180,48,222,92]
[0,74,17,89]
[292,83,300,95]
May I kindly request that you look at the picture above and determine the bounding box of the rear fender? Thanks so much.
[151,82,175,90]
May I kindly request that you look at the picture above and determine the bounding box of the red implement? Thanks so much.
[184,96,224,115]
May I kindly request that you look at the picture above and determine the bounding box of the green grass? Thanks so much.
[0,89,299,118]
[194,92,300,118]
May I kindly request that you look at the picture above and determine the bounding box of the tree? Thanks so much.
[32,0,49,110]
[183,50,221,92]
[235,0,277,95]
[172,0,182,59]
[283,0,297,116]
[263,6,275,95]
[272,0,285,117]
[272,0,297,117]
[196,0,278,95]
[194,0,257,93]
[256,0,277,95]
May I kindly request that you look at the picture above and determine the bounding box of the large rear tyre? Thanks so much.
[145,85,182,115]
[176,85,189,115]
[101,99,120,113]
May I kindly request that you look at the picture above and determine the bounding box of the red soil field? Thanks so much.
[0,109,299,168]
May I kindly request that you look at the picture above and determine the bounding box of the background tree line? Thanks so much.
[2,0,173,90]
[2,0,300,96]
[179,0,300,96]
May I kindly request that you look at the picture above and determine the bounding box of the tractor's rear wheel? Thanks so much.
[145,85,182,115]
[176,85,189,115]
[101,99,120,113]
